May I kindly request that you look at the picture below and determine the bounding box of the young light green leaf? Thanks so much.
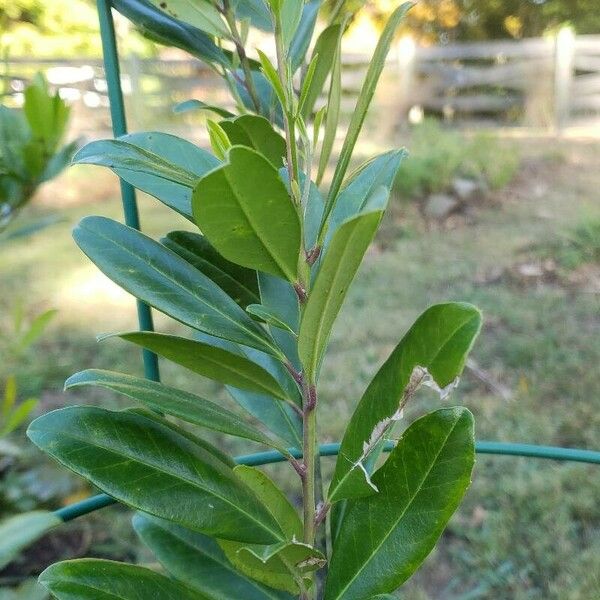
[298,210,383,380]
[246,304,297,336]
[147,0,230,38]
[2,375,17,418]
[324,2,413,224]
[192,146,301,282]
[0,511,61,570]
[65,370,285,452]
[300,24,342,120]
[324,408,475,600]
[106,331,289,401]
[162,230,260,309]
[257,50,288,109]
[73,216,281,357]
[1,398,38,436]
[207,119,232,160]
[18,308,57,350]
[28,406,284,544]
[39,559,203,600]
[329,302,482,503]
[316,27,342,185]
[173,98,234,118]
[133,513,292,600]
[219,115,286,169]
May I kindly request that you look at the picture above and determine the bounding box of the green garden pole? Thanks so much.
[96,0,160,382]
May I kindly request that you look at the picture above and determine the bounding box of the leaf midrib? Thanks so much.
[329,413,463,600]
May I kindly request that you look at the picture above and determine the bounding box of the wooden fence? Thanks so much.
[3,29,600,137]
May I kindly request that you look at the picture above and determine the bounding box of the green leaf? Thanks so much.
[316,25,342,185]
[0,511,61,570]
[18,308,57,350]
[74,134,218,220]
[1,398,38,436]
[73,216,281,357]
[235,465,302,537]
[324,407,475,600]
[256,50,288,111]
[218,466,320,594]
[107,331,289,400]
[219,115,286,169]
[192,146,301,282]
[133,513,292,600]
[163,230,260,308]
[232,0,273,31]
[289,0,321,71]
[298,210,383,380]
[147,0,230,38]
[325,150,407,245]
[39,559,203,600]
[329,303,481,503]
[300,24,342,120]
[2,375,17,418]
[28,406,284,544]
[324,2,413,224]
[207,120,232,160]
[193,332,303,448]
[279,0,304,49]
[174,99,235,118]
[112,0,232,69]
[65,370,285,452]
[247,304,296,335]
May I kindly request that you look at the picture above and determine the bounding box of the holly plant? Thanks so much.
[26,1,482,598]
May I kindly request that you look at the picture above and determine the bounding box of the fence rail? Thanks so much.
[3,29,600,136]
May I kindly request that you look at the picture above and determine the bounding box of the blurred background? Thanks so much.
[1,1,599,598]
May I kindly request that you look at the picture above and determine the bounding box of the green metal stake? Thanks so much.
[96,0,160,382]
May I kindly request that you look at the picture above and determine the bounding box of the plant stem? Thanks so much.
[221,0,261,113]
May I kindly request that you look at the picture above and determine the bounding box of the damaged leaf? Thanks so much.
[328,302,481,503]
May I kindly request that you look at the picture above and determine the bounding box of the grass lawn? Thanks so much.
[1,137,599,598]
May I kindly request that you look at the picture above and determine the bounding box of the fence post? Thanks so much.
[554,26,575,132]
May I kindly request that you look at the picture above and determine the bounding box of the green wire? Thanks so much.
[54,440,600,523]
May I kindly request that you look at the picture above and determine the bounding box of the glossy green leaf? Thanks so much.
[173,99,234,118]
[219,115,286,169]
[298,210,383,380]
[162,230,260,308]
[325,408,475,600]
[316,25,342,185]
[246,304,296,335]
[28,406,284,544]
[112,0,232,68]
[65,370,284,452]
[73,216,281,357]
[325,150,407,244]
[74,134,218,220]
[192,146,301,282]
[147,0,229,38]
[39,559,202,600]
[324,2,413,223]
[0,511,61,570]
[108,331,289,400]
[328,302,482,503]
[299,24,342,120]
[133,513,292,600]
